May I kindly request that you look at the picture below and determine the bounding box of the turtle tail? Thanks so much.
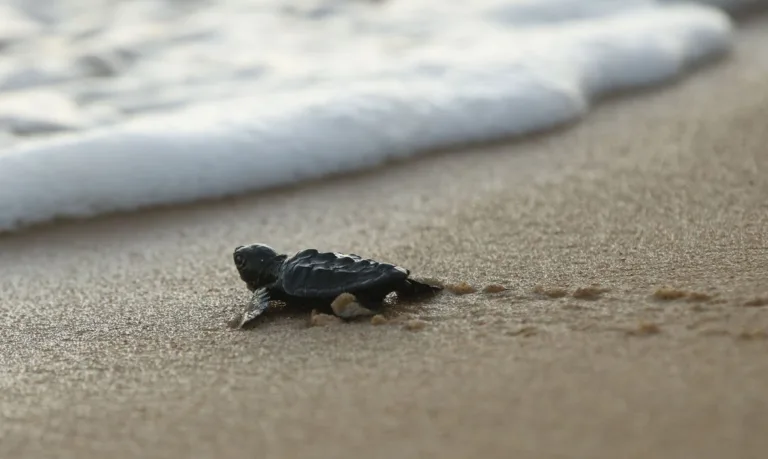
[396,278,443,298]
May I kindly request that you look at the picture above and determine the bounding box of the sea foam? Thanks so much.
[0,1,745,232]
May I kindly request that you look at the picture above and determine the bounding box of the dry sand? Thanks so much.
[2,15,768,459]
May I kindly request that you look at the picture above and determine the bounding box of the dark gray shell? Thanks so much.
[277,249,409,297]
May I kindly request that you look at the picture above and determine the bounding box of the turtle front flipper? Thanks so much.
[238,287,273,329]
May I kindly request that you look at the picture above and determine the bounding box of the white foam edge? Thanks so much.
[0,4,733,233]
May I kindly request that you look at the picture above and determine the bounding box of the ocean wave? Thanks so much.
[0,0,745,232]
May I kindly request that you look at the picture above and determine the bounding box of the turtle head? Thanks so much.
[233,243,283,290]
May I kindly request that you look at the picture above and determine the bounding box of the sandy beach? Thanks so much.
[2,12,768,459]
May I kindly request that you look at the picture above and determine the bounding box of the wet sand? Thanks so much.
[2,14,768,459]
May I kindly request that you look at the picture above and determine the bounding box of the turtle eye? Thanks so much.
[234,254,247,269]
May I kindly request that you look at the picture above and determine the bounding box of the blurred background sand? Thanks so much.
[2,12,768,459]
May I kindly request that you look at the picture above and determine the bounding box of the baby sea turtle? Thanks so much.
[232,243,442,328]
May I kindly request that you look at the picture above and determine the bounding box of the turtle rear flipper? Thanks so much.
[396,279,443,299]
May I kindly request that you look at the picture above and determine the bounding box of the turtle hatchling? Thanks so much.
[232,243,442,328]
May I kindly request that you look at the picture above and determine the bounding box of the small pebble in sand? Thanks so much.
[652,287,688,301]
[331,292,374,318]
[743,297,768,307]
[403,319,427,331]
[625,322,661,337]
[310,310,343,327]
[482,284,507,294]
[445,282,477,295]
[533,285,568,298]
[572,286,609,300]
[370,315,388,326]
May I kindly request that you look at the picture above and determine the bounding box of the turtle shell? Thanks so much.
[277,249,409,298]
